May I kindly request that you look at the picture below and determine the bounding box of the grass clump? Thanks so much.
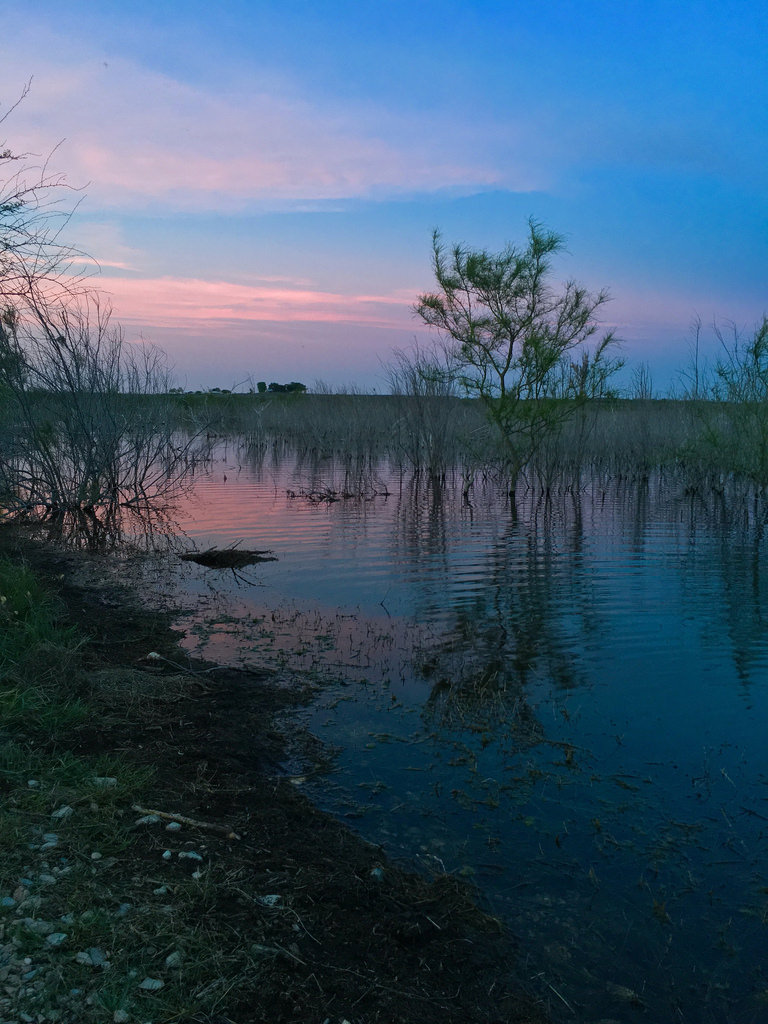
[0,551,281,1024]
[0,556,89,738]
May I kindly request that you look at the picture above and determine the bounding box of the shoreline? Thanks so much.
[0,528,550,1024]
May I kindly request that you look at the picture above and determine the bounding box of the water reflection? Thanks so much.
[168,449,768,1023]
[6,499,185,553]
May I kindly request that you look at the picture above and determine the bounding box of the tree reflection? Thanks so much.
[4,497,185,553]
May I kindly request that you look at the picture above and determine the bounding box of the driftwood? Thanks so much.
[180,546,277,569]
[132,804,241,840]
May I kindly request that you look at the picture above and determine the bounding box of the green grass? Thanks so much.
[0,552,274,1024]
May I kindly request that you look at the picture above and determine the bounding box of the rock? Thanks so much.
[135,814,160,826]
[45,932,68,947]
[22,918,55,936]
[50,805,74,820]
[92,777,117,787]
[76,947,109,968]
[164,950,182,968]
[114,1011,130,1023]
[165,821,182,832]
[90,852,102,861]
[256,894,282,907]
[162,850,172,861]
[138,977,164,990]
[178,851,203,862]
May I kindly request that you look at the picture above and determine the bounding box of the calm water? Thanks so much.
[167,446,768,1023]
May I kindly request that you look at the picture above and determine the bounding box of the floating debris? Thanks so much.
[180,545,277,569]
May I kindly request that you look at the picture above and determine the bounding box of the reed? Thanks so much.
[165,392,768,501]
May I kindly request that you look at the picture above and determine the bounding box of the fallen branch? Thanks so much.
[180,545,277,569]
[132,804,241,840]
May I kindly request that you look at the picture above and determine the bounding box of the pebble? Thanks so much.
[164,950,182,968]
[92,776,117,787]
[40,834,59,852]
[22,918,54,936]
[45,932,68,947]
[162,850,172,861]
[178,851,203,862]
[50,806,74,820]
[135,815,160,826]
[165,821,182,832]
[76,947,109,968]
[138,977,164,990]
[90,852,102,861]
[27,780,39,788]
[0,897,16,909]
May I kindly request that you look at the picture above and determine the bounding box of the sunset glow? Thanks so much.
[2,1,765,391]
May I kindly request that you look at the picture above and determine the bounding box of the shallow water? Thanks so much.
[169,446,768,1023]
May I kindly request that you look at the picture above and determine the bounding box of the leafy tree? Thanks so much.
[267,381,307,394]
[414,219,621,481]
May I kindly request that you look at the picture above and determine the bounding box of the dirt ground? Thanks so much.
[4,531,552,1024]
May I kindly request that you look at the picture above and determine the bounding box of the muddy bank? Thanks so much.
[1,529,551,1024]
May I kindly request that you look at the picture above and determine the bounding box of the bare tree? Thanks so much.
[0,85,200,535]
[1,82,89,316]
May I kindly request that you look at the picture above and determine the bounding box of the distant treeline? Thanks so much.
[171,381,308,395]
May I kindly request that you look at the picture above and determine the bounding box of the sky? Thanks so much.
[1,0,766,394]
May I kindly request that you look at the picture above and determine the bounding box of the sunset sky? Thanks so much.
[1,0,766,392]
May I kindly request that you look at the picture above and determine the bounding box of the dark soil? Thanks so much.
[2,530,551,1024]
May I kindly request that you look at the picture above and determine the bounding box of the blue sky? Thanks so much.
[1,0,766,392]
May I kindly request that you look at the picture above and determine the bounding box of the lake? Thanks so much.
[166,444,768,1023]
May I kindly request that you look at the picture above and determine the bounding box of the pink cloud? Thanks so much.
[101,275,415,330]
[0,54,542,211]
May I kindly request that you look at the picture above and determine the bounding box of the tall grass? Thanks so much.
[168,391,768,504]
